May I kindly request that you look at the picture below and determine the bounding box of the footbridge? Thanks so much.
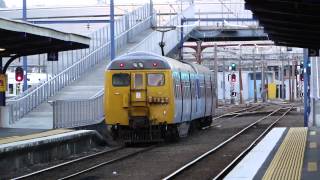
[2,2,261,129]
[3,4,195,129]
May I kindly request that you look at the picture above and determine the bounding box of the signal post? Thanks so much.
[0,58,6,106]
[229,63,237,104]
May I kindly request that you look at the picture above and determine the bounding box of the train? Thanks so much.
[104,52,216,143]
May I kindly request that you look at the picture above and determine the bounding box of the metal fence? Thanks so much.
[7,4,154,125]
[53,89,104,128]
[52,5,196,129]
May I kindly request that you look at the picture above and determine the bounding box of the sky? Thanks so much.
[4,0,179,8]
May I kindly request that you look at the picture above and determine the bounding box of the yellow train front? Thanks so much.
[105,52,215,143]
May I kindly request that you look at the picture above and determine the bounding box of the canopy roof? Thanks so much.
[245,0,320,48]
[0,17,90,57]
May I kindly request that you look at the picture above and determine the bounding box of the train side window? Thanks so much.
[112,73,130,86]
[148,73,165,86]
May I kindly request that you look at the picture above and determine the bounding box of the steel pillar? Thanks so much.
[239,46,243,104]
[0,58,4,106]
[222,60,226,103]
[253,48,257,103]
[22,0,28,91]
[288,59,292,102]
[110,0,115,60]
[179,19,184,60]
[196,41,202,64]
[303,49,310,127]
[281,49,285,100]
[214,44,218,106]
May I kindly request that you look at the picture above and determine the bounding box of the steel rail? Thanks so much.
[12,146,125,180]
[58,145,157,180]
[162,106,286,180]
[213,106,292,180]
[212,104,262,121]
[207,104,264,128]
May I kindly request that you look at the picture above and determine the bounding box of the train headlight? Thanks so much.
[133,63,138,68]
[138,62,144,68]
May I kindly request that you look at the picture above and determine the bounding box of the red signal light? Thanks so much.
[119,63,125,68]
[152,63,158,67]
[300,74,304,81]
[15,66,24,82]
[231,74,236,82]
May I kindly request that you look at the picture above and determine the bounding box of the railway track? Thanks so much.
[208,104,265,128]
[213,104,263,120]
[13,145,157,180]
[163,106,292,180]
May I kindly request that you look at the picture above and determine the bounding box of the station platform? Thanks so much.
[0,128,106,175]
[225,127,319,180]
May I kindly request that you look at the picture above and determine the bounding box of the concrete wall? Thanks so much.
[0,130,106,177]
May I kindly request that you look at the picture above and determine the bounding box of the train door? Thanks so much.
[107,73,131,125]
[130,73,148,117]
[173,71,182,123]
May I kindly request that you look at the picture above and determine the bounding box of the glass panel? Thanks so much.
[134,74,143,89]
[148,73,165,86]
[112,73,130,86]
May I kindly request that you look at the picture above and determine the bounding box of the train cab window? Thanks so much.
[148,73,164,86]
[133,74,143,89]
[112,73,130,86]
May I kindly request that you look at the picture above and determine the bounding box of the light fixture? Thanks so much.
[138,62,144,68]
[133,63,138,68]
[0,48,5,51]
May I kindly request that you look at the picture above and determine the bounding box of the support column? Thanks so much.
[239,46,243,104]
[303,49,309,127]
[253,48,257,103]
[196,41,202,64]
[22,0,28,91]
[281,50,285,100]
[179,19,184,61]
[214,44,218,106]
[110,0,115,60]
[149,0,154,26]
[288,59,292,102]
[222,60,226,104]
[261,55,265,102]
[0,58,4,106]
[291,61,296,101]
[278,65,281,99]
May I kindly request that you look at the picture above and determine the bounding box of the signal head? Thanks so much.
[15,66,24,82]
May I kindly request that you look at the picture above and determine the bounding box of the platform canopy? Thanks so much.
[244,0,320,48]
[0,17,90,57]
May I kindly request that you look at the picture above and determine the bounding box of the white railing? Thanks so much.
[7,4,154,125]
[53,90,104,128]
[51,5,196,129]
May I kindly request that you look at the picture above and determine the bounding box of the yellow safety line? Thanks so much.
[0,129,73,145]
[262,128,308,180]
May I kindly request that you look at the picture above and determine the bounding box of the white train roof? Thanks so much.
[108,51,212,74]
